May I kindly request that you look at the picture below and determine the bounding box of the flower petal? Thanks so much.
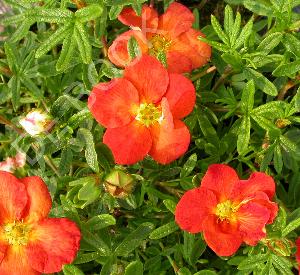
[158,2,194,38]
[231,172,276,201]
[118,5,158,33]
[124,55,169,103]
[166,51,192,73]
[88,78,140,128]
[201,164,240,201]
[296,237,300,262]
[103,120,152,165]
[26,218,81,274]
[0,171,27,223]
[171,29,212,70]
[0,246,39,275]
[237,202,270,246]
[165,73,196,119]
[202,215,243,256]
[108,30,149,67]
[175,187,218,233]
[149,98,190,164]
[20,176,52,224]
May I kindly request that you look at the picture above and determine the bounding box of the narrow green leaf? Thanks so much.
[211,15,230,45]
[283,33,300,57]
[9,20,32,43]
[241,80,255,114]
[237,116,251,154]
[59,148,73,175]
[27,8,74,23]
[234,18,253,49]
[36,23,73,58]
[8,75,21,110]
[257,32,283,54]
[238,254,268,270]
[21,77,43,100]
[75,4,103,22]
[274,144,283,174]
[244,68,278,96]
[243,0,273,16]
[124,261,143,275]
[85,214,116,231]
[4,42,19,73]
[163,199,176,214]
[230,11,241,46]
[251,114,279,132]
[63,264,84,275]
[273,60,300,77]
[271,254,293,275]
[114,223,154,256]
[224,5,234,38]
[127,35,141,60]
[149,221,179,239]
[77,128,99,172]
[56,31,77,71]
[180,153,197,178]
[74,22,92,64]
[282,217,300,236]
[198,36,229,52]
[109,5,123,20]
[2,13,27,25]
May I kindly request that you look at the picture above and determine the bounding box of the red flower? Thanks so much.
[88,55,195,165]
[0,171,81,275]
[108,3,211,74]
[175,164,278,256]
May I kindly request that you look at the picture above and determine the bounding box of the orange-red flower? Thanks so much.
[88,55,195,165]
[0,171,81,275]
[175,164,278,256]
[108,3,211,74]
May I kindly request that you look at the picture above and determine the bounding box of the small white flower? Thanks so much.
[19,110,52,136]
[0,158,15,173]
[14,152,26,168]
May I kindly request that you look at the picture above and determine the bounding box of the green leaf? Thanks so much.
[251,114,279,132]
[27,8,74,23]
[74,22,92,64]
[149,221,179,239]
[194,271,217,275]
[237,116,251,154]
[59,148,73,175]
[274,144,283,174]
[63,264,84,275]
[124,261,143,275]
[224,5,234,37]
[75,4,103,22]
[163,199,177,214]
[56,31,77,71]
[271,254,293,275]
[77,128,99,172]
[86,214,116,231]
[295,87,300,112]
[9,20,32,43]
[257,32,283,54]
[127,35,141,60]
[2,13,27,25]
[241,80,255,114]
[243,0,273,16]
[238,254,269,270]
[211,15,230,45]
[230,12,241,45]
[282,216,300,236]
[273,60,300,77]
[114,223,154,256]
[234,18,253,49]
[8,75,21,110]
[109,5,123,20]
[244,68,278,96]
[180,153,197,178]
[21,77,43,100]
[283,33,300,57]
[4,42,19,73]
[36,23,73,58]
[177,267,191,275]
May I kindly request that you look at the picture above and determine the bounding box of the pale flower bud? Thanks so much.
[14,152,26,168]
[19,110,53,136]
[0,158,15,173]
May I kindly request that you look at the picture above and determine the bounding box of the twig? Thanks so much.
[211,65,233,92]
[191,65,217,82]
[277,76,300,100]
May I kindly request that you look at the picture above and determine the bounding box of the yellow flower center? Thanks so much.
[149,34,172,56]
[215,200,239,222]
[3,221,31,246]
[135,103,162,127]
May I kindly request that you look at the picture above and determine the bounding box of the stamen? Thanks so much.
[3,221,31,246]
[135,103,162,127]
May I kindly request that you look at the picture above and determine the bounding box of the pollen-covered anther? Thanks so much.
[149,34,172,56]
[3,221,31,246]
[215,200,238,222]
[135,103,162,127]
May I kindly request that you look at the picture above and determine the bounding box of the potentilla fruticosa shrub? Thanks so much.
[0,0,300,274]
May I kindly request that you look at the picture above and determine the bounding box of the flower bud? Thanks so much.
[104,169,134,198]
[19,110,53,136]
[275,118,291,129]
[0,157,15,173]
